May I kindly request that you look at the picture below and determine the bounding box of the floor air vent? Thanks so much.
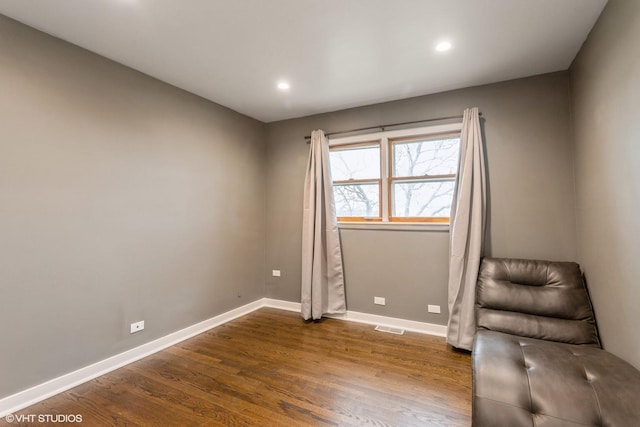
[374,325,405,335]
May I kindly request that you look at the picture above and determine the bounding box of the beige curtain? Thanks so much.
[447,107,487,350]
[301,130,346,320]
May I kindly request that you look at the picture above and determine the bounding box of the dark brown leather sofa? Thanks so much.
[472,258,640,426]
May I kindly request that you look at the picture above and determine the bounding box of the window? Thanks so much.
[330,142,381,221]
[329,124,461,224]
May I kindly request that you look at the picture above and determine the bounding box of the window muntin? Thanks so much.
[329,124,461,224]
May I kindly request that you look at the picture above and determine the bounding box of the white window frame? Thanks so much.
[329,122,462,231]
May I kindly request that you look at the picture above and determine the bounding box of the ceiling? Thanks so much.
[0,0,607,123]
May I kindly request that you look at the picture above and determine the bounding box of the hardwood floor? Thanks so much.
[3,308,472,426]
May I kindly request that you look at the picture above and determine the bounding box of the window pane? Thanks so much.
[333,183,380,218]
[392,180,455,218]
[393,137,459,177]
[330,145,380,180]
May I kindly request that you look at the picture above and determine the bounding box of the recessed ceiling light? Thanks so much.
[277,81,290,90]
[435,41,452,52]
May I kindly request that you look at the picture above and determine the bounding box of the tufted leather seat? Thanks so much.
[472,258,640,426]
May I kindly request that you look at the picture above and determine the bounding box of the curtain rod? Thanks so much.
[303,112,481,141]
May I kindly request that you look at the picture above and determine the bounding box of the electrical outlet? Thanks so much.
[272,270,281,277]
[428,305,441,314]
[374,296,386,306]
[130,320,145,334]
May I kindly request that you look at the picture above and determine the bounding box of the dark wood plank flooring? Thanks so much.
[2,308,471,426]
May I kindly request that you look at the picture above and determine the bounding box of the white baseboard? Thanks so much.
[262,298,302,312]
[326,310,447,337]
[0,298,447,418]
[260,299,447,336]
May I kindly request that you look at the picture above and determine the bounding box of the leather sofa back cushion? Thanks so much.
[476,258,601,346]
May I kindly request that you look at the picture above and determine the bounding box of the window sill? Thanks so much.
[337,222,450,232]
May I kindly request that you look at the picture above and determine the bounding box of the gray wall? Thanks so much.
[265,72,577,325]
[0,16,266,398]
[570,0,640,369]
